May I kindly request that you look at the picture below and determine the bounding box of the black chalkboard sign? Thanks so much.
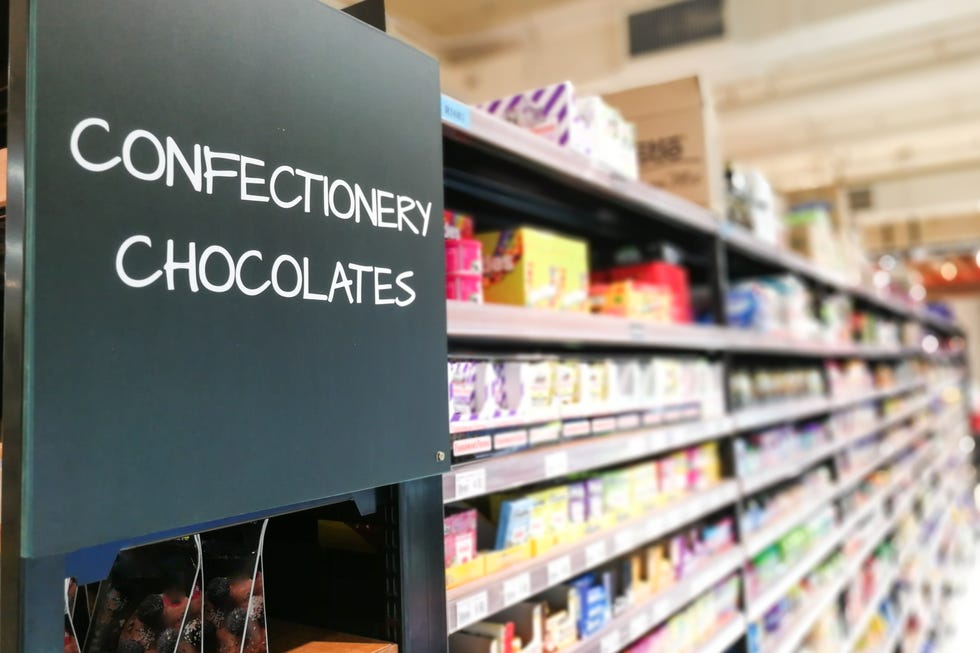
[13,0,447,557]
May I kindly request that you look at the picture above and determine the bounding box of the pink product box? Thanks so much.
[444,509,478,567]
[446,238,483,275]
[446,273,483,303]
[480,81,579,149]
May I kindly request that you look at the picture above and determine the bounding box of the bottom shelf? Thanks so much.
[271,621,398,653]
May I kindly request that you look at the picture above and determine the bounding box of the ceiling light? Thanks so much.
[940,262,958,281]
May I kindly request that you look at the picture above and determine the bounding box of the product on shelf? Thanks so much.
[740,466,833,537]
[725,275,818,339]
[449,517,737,653]
[626,575,741,652]
[735,422,832,479]
[447,355,725,460]
[477,81,639,180]
[604,76,725,210]
[729,366,825,410]
[83,536,204,653]
[592,259,693,323]
[445,447,723,586]
[478,227,589,312]
[744,505,836,601]
[726,165,780,246]
[746,549,844,652]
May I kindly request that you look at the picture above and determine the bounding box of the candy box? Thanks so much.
[478,227,589,312]
[444,210,475,239]
[444,509,478,568]
[447,272,483,303]
[480,81,580,151]
[448,360,481,422]
[446,238,483,275]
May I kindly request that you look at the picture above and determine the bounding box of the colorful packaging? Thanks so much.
[447,272,483,303]
[478,227,589,312]
[495,497,535,550]
[446,238,483,275]
[444,509,478,568]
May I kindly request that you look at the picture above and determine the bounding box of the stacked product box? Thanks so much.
[592,261,694,324]
[478,81,639,180]
[446,210,484,303]
[448,355,725,461]
[445,446,722,589]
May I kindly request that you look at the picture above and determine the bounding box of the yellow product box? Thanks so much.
[531,534,560,557]
[628,462,658,512]
[484,541,534,575]
[446,555,487,589]
[478,227,589,311]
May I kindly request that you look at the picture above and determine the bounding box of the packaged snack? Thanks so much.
[478,227,589,312]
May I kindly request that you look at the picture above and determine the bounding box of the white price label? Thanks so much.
[502,573,531,606]
[585,541,608,568]
[614,529,635,554]
[544,452,570,479]
[629,614,650,640]
[455,591,489,629]
[642,517,660,541]
[547,555,572,585]
[626,437,645,458]
[650,598,670,623]
[647,430,669,452]
[454,468,487,501]
[601,631,622,653]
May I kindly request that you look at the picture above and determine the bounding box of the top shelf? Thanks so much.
[441,99,962,336]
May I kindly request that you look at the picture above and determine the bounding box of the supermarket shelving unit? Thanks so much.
[440,99,971,653]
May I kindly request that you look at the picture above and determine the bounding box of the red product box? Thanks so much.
[608,261,692,323]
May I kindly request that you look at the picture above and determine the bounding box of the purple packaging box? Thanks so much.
[479,82,580,151]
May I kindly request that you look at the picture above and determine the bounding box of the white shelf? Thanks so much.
[746,524,850,622]
[447,301,952,355]
[869,608,910,653]
[447,481,739,633]
[561,548,743,653]
[442,97,963,335]
[445,416,731,502]
[743,487,837,558]
[832,381,927,412]
[731,396,833,432]
[691,616,747,653]
[763,568,850,653]
[443,104,720,235]
[842,564,901,653]
[739,439,839,496]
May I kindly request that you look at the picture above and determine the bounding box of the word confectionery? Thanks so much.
[69,117,435,237]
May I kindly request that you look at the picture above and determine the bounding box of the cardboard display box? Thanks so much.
[604,77,724,212]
